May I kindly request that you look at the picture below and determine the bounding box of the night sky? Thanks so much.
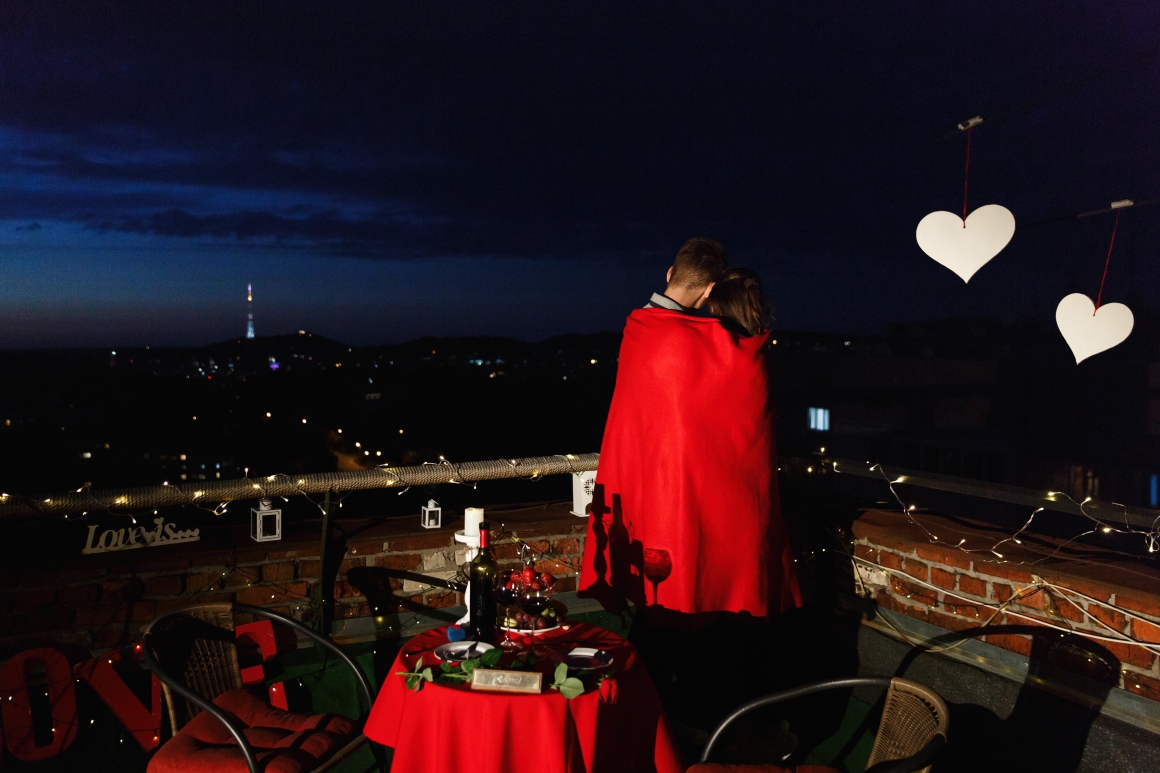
[0,2,1157,348]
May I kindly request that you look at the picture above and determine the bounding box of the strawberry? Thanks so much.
[540,572,556,586]
[521,567,536,584]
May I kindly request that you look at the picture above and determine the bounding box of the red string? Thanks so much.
[1094,210,1121,313]
[962,126,972,225]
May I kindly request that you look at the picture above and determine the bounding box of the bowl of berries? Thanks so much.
[498,566,568,634]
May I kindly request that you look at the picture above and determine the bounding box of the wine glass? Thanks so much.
[517,585,550,636]
[495,581,519,649]
[642,548,673,606]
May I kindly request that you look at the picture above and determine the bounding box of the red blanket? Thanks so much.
[579,308,800,618]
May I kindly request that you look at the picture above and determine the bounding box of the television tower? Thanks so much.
[246,283,255,339]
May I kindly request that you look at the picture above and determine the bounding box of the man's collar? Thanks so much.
[645,292,697,314]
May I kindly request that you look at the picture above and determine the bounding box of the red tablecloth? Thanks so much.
[365,623,685,773]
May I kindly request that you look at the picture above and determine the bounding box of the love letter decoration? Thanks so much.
[916,204,1016,283]
[1055,293,1134,364]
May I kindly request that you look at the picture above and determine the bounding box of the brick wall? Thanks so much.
[853,509,1160,703]
[0,504,587,660]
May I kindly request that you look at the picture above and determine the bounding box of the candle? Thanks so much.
[464,507,485,539]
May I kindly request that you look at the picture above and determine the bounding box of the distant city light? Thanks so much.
[355,442,361,448]
[265,412,271,417]
[398,429,404,434]
[590,359,597,364]
[376,451,382,457]
[192,416,197,421]
[301,418,307,424]
[808,407,830,432]
[337,429,343,433]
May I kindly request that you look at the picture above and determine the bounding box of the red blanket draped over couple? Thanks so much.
[579,307,801,620]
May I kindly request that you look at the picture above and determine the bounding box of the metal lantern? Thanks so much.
[250,498,282,542]
[571,469,597,517]
[421,499,442,529]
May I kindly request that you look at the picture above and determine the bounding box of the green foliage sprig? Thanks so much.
[399,647,541,692]
[550,662,585,700]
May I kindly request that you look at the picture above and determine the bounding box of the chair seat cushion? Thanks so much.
[148,688,355,773]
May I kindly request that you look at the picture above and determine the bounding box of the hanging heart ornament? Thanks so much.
[915,204,1016,283]
[1055,293,1134,364]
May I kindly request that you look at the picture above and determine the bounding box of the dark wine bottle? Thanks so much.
[466,520,498,644]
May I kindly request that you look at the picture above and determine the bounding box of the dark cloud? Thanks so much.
[0,1,1157,342]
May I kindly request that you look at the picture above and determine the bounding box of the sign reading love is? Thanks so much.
[81,516,200,555]
[916,204,1016,283]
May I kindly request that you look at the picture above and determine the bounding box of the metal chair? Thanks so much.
[694,677,948,773]
[142,602,378,773]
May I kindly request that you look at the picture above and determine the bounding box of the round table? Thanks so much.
[365,622,685,773]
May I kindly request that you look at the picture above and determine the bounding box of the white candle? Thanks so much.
[464,507,485,538]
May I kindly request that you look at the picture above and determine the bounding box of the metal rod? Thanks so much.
[0,453,599,518]
[820,456,1159,530]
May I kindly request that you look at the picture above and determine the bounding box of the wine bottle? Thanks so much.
[467,520,498,644]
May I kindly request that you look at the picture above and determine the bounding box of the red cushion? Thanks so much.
[148,688,355,773]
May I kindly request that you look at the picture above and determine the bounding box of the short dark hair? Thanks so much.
[670,238,727,289]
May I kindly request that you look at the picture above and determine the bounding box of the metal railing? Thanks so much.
[810,455,1159,530]
[0,453,599,519]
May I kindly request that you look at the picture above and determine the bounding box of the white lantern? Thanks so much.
[250,498,282,542]
[421,499,442,529]
[571,470,597,517]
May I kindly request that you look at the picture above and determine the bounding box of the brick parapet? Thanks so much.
[0,502,587,659]
[853,509,1160,703]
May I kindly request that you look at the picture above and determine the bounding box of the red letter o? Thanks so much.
[0,648,78,760]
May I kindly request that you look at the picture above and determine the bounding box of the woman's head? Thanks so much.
[708,267,772,337]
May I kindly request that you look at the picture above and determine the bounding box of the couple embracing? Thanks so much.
[579,238,800,623]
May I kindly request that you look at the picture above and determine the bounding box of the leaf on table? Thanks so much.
[554,662,569,685]
[440,662,453,673]
[421,667,434,683]
[481,648,503,667]
[559,677,585,700]
[525,652,537,666]
[510,659,525,670]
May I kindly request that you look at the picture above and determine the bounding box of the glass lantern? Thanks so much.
[571,470,597,516]
[421,499,442,529]
[251,498,282,542]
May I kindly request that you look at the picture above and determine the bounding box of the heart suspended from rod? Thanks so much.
[1055,293,1134,364]
[915,204,1016,283]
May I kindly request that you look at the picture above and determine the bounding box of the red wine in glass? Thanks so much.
[518,587,550,633]
[495,583,519,648]
[642,548,673,606]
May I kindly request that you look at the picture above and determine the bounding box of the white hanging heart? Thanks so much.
[1055,293,1134,364]
[915,204,1016,283]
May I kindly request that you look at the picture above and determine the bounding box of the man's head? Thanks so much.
[665,238,727,309]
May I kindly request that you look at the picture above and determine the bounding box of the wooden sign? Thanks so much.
[470,668,543,694]
[82,516,200,555]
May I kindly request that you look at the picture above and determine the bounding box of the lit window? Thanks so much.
[808,407,830,432]
[1151,475,1158,508]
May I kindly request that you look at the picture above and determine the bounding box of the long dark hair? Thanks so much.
[708,267,772,336]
